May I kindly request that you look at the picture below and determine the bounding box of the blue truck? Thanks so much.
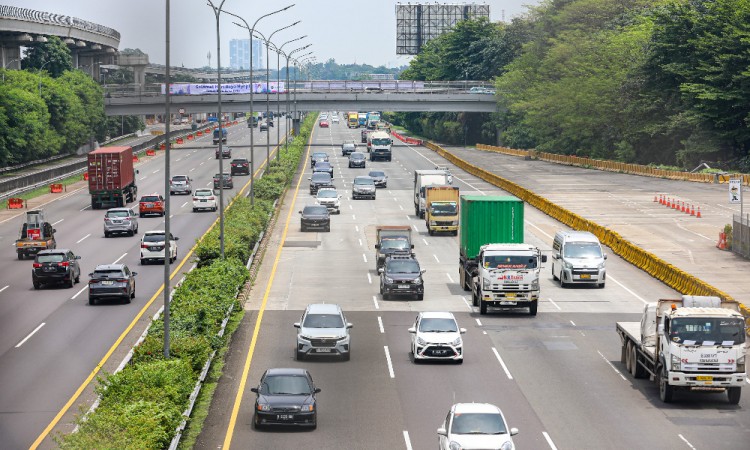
[213,127,227,145]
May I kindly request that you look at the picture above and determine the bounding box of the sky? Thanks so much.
[8,1,540,69]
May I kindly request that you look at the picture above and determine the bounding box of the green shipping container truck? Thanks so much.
[458,195,525,290]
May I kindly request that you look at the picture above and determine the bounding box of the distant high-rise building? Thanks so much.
[229,38,264,70]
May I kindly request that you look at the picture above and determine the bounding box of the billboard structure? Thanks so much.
[395,3,491,55]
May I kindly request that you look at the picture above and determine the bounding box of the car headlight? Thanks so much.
[429,220,437,226]
[598,261,606,269]
[299,335,313,341]
[531,279,539,290]
[384,276,394,284]
[737,355,745,372]
[451,221,459,226]
[257,403,271,411]
[451,337,462,346]
[417,337,427,346]
[412,277,422,285]
[501,441,514,450]
[449,441,462,450]
[563,260,573,270]
[483,277,491,290]
[671,354,681,371]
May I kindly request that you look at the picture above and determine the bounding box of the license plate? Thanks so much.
[505,293,517,299]
[112,220,122,224]
[696,375,713,381]
[316,348,332,353]
[580,274,591,279]
[200,200,207,202]
[433,350,448,355]
[500,301,517,305]
[101,281,114,285]
[276,414,293,420]
[398,285,410,289]
[145,203,153,207]
[43,266,56,272]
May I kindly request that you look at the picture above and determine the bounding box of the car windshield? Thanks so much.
[303,206,328,215]
[37,254,65,263]
[106,210,130,218]
[483,254,538,269]
[431,202,457,216]
[261,375,312,395]
[419,318,458,333]
[369,171,385,178]
[451,413,507,435]
[140,196,160,202]
[315,162,332,169]
[195,190,212,196]
[214,174,230,179]
[303,313,345,328]
[354,178,374,185]
[351,154,364,160]
[312,153,327,159]
[669,317,746,345]
[311,173,331,182]
[92,270,126,279]
[563,242,602,259]
[172,176,188,182]
[233,159,248,164]
[372,138,391,146]
[381,237,409,250]
[317,190,337,198]
[143,234,167,243]
[387,259,420,274]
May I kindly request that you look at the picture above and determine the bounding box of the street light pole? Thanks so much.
[288,50,311,139]
[2,58,19,82]
[276,37,307,159]
[226,4,293,205]
[163,0,173,358]
[208,0,227,259]
[37,60,52,97]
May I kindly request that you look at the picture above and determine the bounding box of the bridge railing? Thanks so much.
[0,5,120,40]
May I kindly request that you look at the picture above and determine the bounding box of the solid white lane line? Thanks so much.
[542,432,559,450]
[609,275,648,304]
[475,318,482,326]
[433,254,440,263]
[362,253,367,263]
[112,253,127,264]
[422,238,429,246]
[569,320,576,326]
[384,346,395,378]
[16,323,45,348]
[71,285,88,300]
[372,295,380,310]
[412,224,418,232]
[377,316,384,333]
[597,350,627,381]
[79,205,90,211]
[526,221,553,240]
[367,273,372,284]
[76,233,91,243]
[461,296,473,311]
[0,285,8,293]
[52,219,64,226]
[403,431,413,450]
[548,298,562,310]
[492,347,513,379]
[446,273,454,283]
[678,434,696,450]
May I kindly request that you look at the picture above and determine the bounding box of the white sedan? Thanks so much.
[192,188,217,212]
[438,403,518,450]
[408,311,465,363]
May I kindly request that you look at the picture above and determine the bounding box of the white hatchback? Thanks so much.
[192,188,218,212]
[438,403,518,450]
[140,231,179,265]
[409,312,465,363]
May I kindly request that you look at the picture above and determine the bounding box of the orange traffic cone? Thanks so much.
[654,194,658,202]
[690,204,695,216]
[716,232,727,250]
[681,201,686,213]
[666,197,671,208]
[659,194,664,205]
[696,207,702,218]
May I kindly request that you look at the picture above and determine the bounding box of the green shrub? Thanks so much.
[97,359,195,408]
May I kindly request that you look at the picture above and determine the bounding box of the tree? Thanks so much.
[21,36,73,77]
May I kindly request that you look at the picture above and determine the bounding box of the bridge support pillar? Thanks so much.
[1,45,21,69]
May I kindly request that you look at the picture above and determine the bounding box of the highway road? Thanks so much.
[0,117,292,449]
[197,116,749,450]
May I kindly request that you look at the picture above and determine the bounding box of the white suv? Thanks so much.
[192,188,218,212]
[140,231,179,265]
[408,312,466,363]
[294,303,352,361]
[315,188,341,214]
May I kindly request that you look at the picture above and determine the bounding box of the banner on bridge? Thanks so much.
[161,82,286,95]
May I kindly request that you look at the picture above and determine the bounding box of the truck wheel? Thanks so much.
[428,229,434,236]
[727,387,741,404]
[659,368,674,403]
[17,253,23,260]
[529,301,538,316]
[479,301,487,315]
[621,342,628,365]
[625,342,633,373]
[631,345,647,378]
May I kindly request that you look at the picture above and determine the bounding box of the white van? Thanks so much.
[551,231,606,288]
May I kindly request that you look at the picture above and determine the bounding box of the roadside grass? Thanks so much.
[18,173,87,201]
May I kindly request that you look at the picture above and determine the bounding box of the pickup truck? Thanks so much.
[374,225,414,271]
[15,210,56,260]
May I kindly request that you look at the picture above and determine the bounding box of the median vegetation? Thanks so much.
[57,114,315,449]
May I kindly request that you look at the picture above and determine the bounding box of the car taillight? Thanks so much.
[141,244,149,248]
[115,279,128,283]
[104,217,110,221]
[208,196,215,200]
[59,261,69,267]
[32,263,42,268]
[193,197,199,201]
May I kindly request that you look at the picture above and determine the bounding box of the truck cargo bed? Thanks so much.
[617,322,655,359]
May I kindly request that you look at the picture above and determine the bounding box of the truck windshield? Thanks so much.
[670,317,746,345]
[563,242,602,258]
[431,202,457,216]
[483,254,538,269]
[372,138,391,146]
[381,237,410,250]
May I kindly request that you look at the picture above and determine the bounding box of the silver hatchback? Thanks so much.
[103,207,138,237]
[294,303,353,360]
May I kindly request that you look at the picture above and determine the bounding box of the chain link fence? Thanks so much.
[731,213,750,258]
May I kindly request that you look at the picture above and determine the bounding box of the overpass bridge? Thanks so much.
[104,81,498,115]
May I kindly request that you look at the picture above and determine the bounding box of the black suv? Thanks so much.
[88,264,137,305]
[213,173,234,189]
[215,146,232,159]
[230,158,250,175]
[250,368,320,429]
[309,172,334,195]
[348,152,366,168]
[32,249,81,289]
[299,205,331,232]
[312,161,334,177]
[379,255,425,300]
[310,152,329,168]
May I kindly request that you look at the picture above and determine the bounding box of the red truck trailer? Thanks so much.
[87,146,138,209]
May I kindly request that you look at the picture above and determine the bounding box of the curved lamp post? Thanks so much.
[275,37,307,158]
[286,48,311,139]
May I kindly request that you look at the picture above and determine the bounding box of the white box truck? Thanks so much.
[413,169,452,218]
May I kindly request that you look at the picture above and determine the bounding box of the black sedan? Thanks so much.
[213,173,234,189]
[348,152,366,168]
[88,263,137,305]
[300,205,331,232]
[251,368,320,429]
[215,146,232,159]
[230,158,250,175]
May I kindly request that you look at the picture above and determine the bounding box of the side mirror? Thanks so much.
[541,255,548,263]
[298,211,302,214]
[420,269,427,274]
[459,328,467,334]
[250,387,259,394]
[308,177,311,181]
[346,323,353,329]
[293,322,301,328]
[378,268,384,274]
[603,254,608,260]
[88,273,93,278]
[375,244,380,249]
[410,244,415,249]
[174,237,179,241]
[554,252,561,260]
[658,323,665,335]
[52,229,57,233]
[75,255,81,260]
[408,327,416,334]
[131,272,138,276]
[437,427,447,436]
[314,387,322,394]
[510,428,519,436]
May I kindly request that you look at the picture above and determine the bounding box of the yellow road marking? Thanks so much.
[223,127,315,449]
[31,140,284,448]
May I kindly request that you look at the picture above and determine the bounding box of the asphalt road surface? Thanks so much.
[197,116,749,450]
